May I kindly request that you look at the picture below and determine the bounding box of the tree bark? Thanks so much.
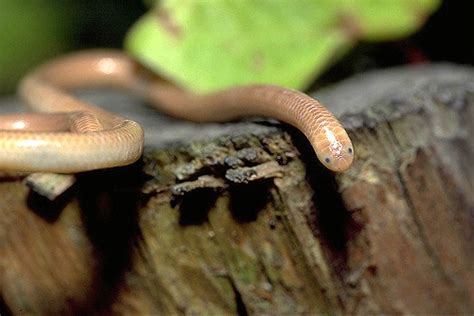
[0,64,472,315]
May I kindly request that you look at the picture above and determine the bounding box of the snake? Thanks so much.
[0,50,353,173]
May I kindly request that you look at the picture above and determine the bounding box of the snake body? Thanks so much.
[0,50,353,173]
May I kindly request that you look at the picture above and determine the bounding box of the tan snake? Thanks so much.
[0,50,353,173]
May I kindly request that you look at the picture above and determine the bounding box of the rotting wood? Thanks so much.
[24,173,76,200]
[0,64,473,315]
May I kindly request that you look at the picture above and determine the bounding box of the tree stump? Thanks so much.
[1,64,472,315]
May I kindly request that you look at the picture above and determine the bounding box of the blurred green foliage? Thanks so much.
[0,1,74,93]
[126,0,440,93]
[0,0,441,95]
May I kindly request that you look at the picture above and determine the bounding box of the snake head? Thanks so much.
[316,127,354,172]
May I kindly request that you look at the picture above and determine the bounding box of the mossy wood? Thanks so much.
[1,65,472,314]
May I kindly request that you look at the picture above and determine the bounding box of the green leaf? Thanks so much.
[125,0,440,93]
[342,0,441,41]
[0,1,74,93]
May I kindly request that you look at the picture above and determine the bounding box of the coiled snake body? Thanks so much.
[0,50,353,173]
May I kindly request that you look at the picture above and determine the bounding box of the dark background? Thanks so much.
[321,0,474,83]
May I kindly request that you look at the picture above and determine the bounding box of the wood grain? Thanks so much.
[1,64,473,314]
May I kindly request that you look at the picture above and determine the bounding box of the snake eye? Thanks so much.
[348,148,353,154]
[325,158,331,163]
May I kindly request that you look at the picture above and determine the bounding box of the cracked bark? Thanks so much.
[0,64,473,315]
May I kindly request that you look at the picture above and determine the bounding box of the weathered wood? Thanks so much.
[316,64,474,314]
[0,64,472,315]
